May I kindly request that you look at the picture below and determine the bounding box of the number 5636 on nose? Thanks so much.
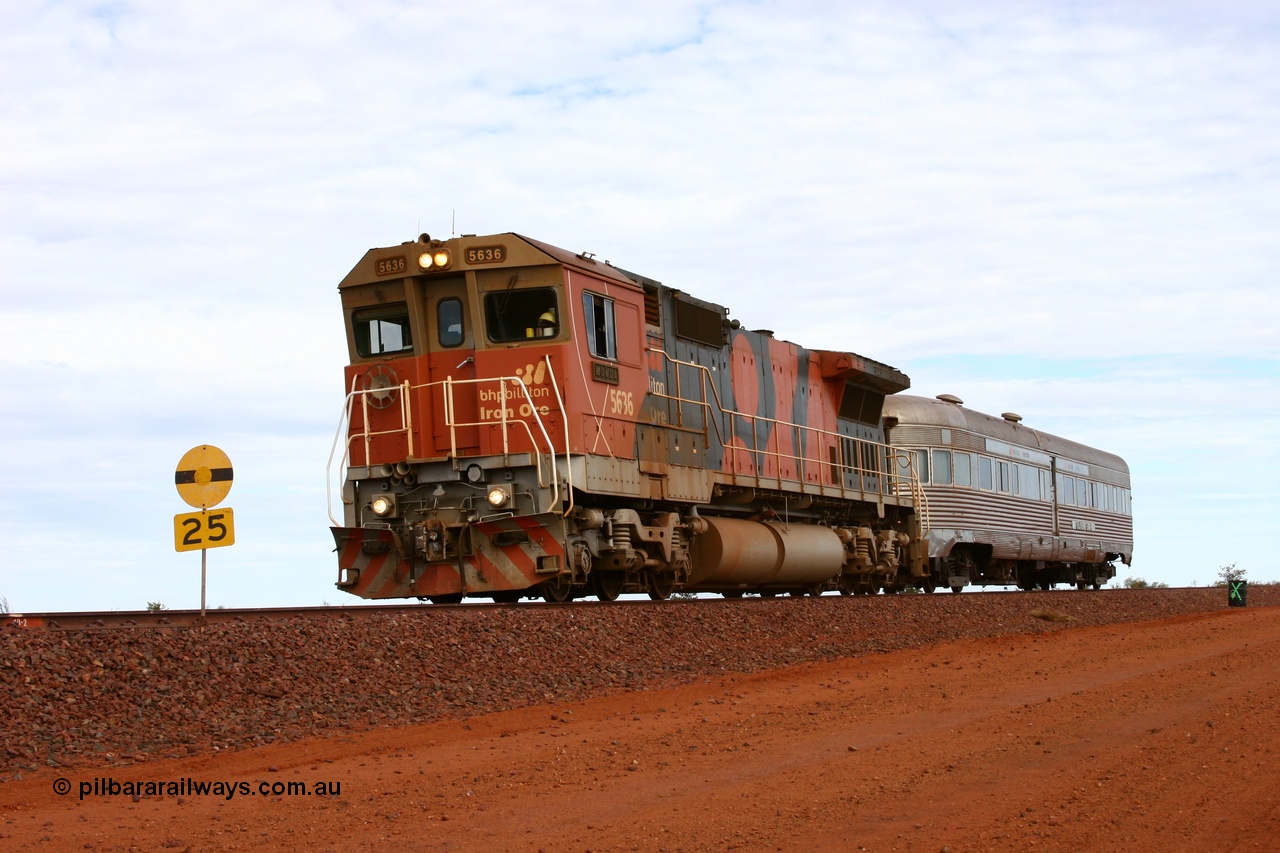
[173,508,235,552]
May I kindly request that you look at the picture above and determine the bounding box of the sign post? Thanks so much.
[174,445,235,619]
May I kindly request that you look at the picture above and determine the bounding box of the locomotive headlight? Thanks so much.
[370,494,396,517]
[417,250,452,270]
[486,485,511,508]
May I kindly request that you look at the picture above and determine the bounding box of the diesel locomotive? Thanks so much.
[327,231,929,602]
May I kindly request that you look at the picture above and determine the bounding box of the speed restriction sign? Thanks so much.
[174,508,235,552]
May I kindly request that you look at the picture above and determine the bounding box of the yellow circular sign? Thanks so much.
[175,445,233,509]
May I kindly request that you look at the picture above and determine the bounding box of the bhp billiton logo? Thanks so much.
[478,362,553,420]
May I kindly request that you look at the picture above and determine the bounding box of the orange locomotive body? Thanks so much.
[329,232,926,602]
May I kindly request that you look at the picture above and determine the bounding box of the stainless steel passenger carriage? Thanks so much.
[883,394,1133,592]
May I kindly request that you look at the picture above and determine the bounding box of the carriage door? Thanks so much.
[425,276,479,452]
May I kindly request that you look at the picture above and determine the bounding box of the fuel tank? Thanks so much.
[687,517,845,588]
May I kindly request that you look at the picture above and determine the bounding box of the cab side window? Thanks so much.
[582,292,617,359]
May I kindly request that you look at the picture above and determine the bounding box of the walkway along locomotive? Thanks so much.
[327,232,929,602]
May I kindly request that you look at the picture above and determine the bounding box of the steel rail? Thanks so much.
[0,598,697,631]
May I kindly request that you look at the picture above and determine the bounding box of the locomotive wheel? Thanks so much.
[1076,581,1087,591]
[760,590,778,599]
[429,593,464,604]
[922,577,937,594]
[540,575,573,603]
[1092,581,1102,590]
[647,572,675,601]
[491,591,522,603]
[722,590,745,599]
[590,570,625,602]
[950,585,964,594]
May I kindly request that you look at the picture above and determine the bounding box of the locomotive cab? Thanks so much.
[330,233,652,601]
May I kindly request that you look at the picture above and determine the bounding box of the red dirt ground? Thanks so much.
[2,606,1277,852]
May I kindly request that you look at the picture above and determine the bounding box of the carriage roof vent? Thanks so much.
[936,394,963,405]
[1002,412,1023,423]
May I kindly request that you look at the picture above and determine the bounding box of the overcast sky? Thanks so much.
[2,1,1276,612]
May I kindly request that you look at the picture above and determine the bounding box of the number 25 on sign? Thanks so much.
[174,509,235,552]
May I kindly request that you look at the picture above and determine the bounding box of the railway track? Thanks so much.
[0,598,688,631]
[0,587,1163,632]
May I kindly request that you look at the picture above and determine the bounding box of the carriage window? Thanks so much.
[484,287,559,342]
[1061,475,1075,505]
[437,298,464,348]
[914,449,929,483]
[953,452,971,486]
[582,292,617,359]
[894,451,917,484]
[353,303,413,357]
[1040,468,1052,502]
[979,456,993,490]
[932,450,952,485]
[997,461,1010,493]
[1016,464,1039,499]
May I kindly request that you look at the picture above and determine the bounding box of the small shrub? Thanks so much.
[1215,563,1246,587]
[1122,577,1169,589]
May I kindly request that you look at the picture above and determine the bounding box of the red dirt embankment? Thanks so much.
[2,588,1277,850]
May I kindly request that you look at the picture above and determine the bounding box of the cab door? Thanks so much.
[424,276,479,452]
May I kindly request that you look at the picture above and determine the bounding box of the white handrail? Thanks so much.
[329,370,568,520]
[648,347,921,508]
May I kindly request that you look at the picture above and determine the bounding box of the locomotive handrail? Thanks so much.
[540,355,575,517]
[327,380,431,526]
[328,373,565,522]
[435,373,562,514]
[894,450,931,536]
[648,347,921,509]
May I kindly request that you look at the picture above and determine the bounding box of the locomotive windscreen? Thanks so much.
[484,287,560,342]
[353,303,413,357]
